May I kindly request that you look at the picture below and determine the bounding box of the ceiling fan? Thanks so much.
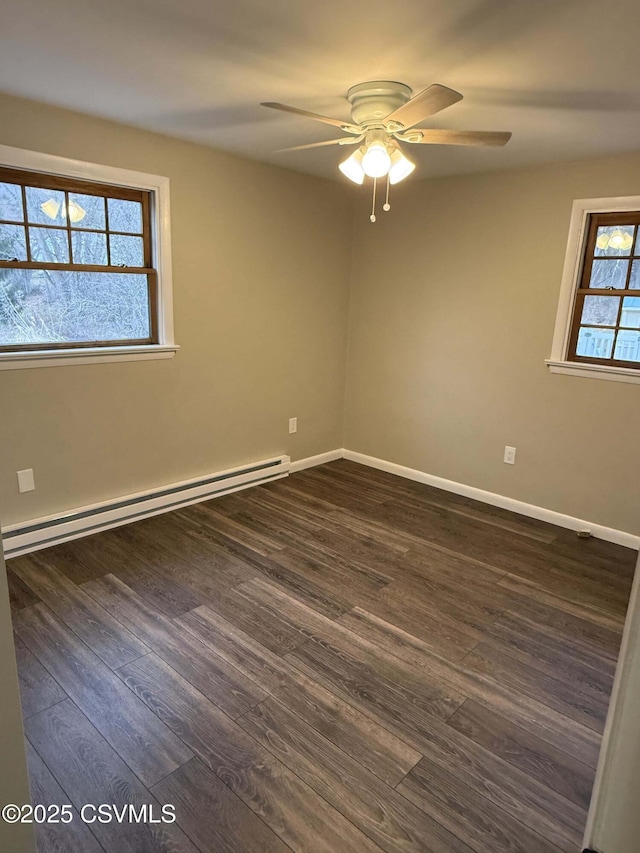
[262,81,512,220]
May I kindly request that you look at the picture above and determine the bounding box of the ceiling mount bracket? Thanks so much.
[347,81,412,127]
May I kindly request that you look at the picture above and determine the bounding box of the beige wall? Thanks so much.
[0,548,36,852]
[2,89,639,539]
[0,92,353,527]
[345,152,640,536]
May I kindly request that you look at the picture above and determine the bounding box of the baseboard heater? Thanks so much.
[2,454,290,560]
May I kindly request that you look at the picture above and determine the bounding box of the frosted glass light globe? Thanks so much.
[361,142,391,178]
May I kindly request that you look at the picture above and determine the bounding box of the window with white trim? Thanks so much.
[0,146,176,369]
[548,196,640,384]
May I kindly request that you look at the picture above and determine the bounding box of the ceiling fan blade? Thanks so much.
[275,137,361,153]
[406,128,512,146]
[261,102,360,133]
[384,84,463,130]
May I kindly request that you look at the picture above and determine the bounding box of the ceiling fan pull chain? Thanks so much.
[370,177,377,222]
[383,174,391,212]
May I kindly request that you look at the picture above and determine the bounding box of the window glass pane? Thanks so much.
[0,224,28,261]
[26,187,67,225]
[0,182,24,222]
[71,230,107,266]
[29,227,69,264]
[0,270,150,345]
[107,198,142,233]
[620,296,640,329]
[614,330,640,362]
[589,258,628,289]
[69,193,106,230]
[628,260,640,289]
[581,295,619,326]
[594,225,634,256]
[109,234,144,267]
[576,327,614,359]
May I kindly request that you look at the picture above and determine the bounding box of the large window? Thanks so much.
[0,145,175,369]
[0,167,157,351]
[568,212,640,367]
[548,196,640,384]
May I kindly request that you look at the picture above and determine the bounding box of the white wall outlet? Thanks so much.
[288,417,298,435]
[17,468,35,493]
[503,446,517,465]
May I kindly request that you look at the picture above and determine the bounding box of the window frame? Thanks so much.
[547,195,640,385]
[0,144,177,370]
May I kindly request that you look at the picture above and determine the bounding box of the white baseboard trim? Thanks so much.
[289,449,343,473]
[2,455,290,559]
[343,449,640,551]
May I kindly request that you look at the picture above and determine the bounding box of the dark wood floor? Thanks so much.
[6,459,636,853]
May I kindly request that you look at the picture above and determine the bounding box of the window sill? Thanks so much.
[0,344,179,371]
[546,359,640,385]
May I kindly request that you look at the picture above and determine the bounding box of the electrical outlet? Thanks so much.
[503,446,516,465]
[17,468,35,493]
[288,417,298,435]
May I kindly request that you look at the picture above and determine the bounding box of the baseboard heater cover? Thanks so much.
[2,455,290,559]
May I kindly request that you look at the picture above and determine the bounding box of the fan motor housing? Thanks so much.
[347,81,412,127]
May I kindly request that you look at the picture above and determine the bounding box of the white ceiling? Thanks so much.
[3,0,640,182]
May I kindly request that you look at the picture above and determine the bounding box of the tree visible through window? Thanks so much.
[0,167,157,351]
[568,212,640,368]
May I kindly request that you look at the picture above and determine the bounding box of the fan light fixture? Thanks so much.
[389,148,415,185]
[41,198,87,224]
[262,80,512,222]
[339,142,415,220]
[339,149,365,184]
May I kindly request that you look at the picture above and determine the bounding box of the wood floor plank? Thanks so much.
[339,606,603,769]
[241,485,409,568]
[82,573,267,718]
[397,756,567,853]
[219,495,400,587]
[363,500,632,613]
[351,587,483,661]
[317,461,561,544]
[14,603,193,786]
[11,553,149,669]
[397,708,587,850]
[499,582,625,656]
[26,700,198,853]
[239,696,474,853]
[6,565,41,610]
[195,582,310,654]
[180,501,287,556]
[464,641,610,733]
[109,514,258,592]
[287,633,465,734]
[483,610,617,686]
[13,632,67,720]
[446,699,595,810]
[118,652,385,853]
[152,758,290,853]
[240,577,467,722]
[176,604,422,787]
[24,737,105,853]
[36,532,131,585]
[169,517,354,619]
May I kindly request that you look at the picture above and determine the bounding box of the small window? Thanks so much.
[548,196,640,384]
[567,212,640,368]
[0,167,157,352]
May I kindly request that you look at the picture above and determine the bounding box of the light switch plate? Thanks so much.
[17,469,35,493]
